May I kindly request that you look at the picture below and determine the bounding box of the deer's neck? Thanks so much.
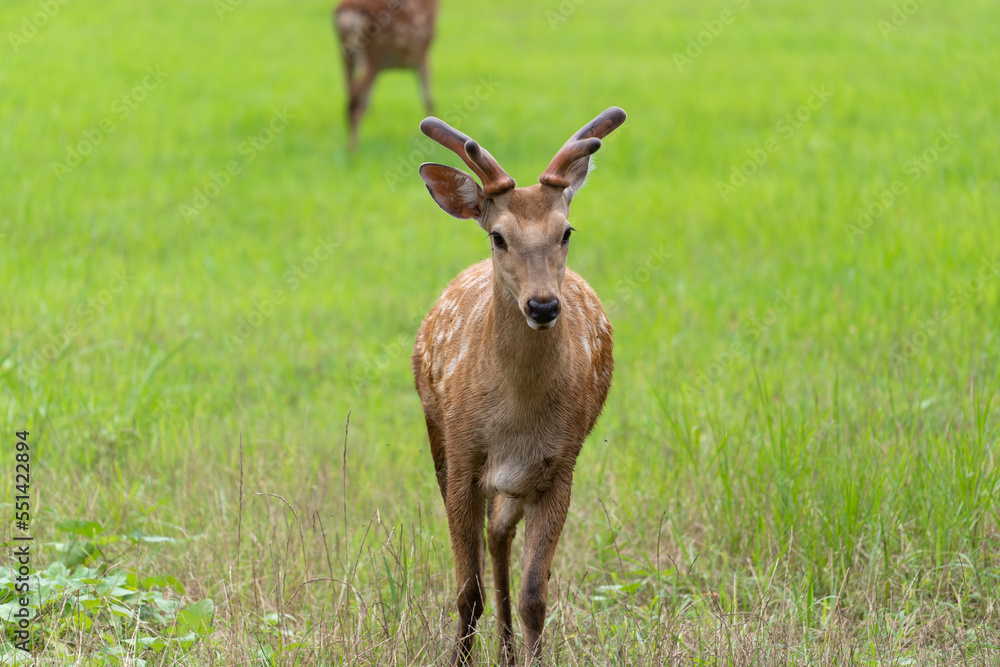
[485,277,568,393]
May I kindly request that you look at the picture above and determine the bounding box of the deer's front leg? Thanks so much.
[446,465,486,666]
[519,475,573,664]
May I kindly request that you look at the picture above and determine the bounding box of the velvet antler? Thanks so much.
[539,106,627,188]
[419,117,516,196]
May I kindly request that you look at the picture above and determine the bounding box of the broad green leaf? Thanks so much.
[0,603,33,623]
[174,599,214,636]
[141,575,184,593]
[55,520,103,538]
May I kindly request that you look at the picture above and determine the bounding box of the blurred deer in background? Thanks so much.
[412,107,627,666]
[333,0,438,150]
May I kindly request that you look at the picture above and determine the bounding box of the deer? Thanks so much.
[332,0,438,150]
[412,107,626,666]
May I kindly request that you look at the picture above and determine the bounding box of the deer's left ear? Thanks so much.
[419,163,485,221]
[562,153,596,204]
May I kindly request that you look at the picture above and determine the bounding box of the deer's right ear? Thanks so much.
[419,163,484,221]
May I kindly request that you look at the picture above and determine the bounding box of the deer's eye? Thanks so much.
[562,227,574,244]
[491,233,506,249]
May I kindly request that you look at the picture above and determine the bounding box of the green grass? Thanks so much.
[2,0,999,663]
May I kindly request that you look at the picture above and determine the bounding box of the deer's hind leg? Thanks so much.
[417,53,433,115]
[346,62,378,151]
[488,495,524,667]
[423,411,448,503]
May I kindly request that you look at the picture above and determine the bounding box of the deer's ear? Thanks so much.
[419,163,484,221]
[563,155,594,205]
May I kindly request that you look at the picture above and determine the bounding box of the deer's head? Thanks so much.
[418,107,626,330]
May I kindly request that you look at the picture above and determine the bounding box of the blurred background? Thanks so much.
[2,0,999,663]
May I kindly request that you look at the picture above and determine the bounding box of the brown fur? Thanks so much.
[412,109,625,666]
[333,0,437,150]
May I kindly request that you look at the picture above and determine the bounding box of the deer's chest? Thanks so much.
[475,409,581,499]
[479,443,557,498]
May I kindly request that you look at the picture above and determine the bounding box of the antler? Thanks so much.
[539,107,627,188]
[420,117,516,196]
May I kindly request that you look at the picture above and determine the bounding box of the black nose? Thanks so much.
[527,297,560,324]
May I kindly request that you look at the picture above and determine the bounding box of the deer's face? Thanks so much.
[485,186,572,330]
[416,107,626,331]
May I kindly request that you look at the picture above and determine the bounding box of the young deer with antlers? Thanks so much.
[412,107,626,666]
[333,0,437,150]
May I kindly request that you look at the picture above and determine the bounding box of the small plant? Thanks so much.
[0,520,214,665]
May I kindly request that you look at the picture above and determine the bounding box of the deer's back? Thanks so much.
[335,0,437,69]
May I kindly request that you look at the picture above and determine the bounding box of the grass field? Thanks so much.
[2,0,999,664]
